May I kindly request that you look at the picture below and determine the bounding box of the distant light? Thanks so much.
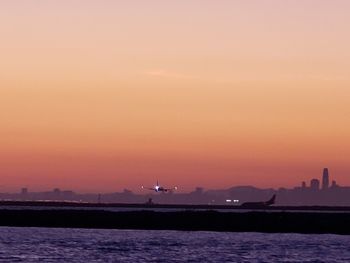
[233,199,239,203]
[226,199,232,203]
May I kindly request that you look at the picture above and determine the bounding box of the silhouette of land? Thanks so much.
[0,209,350,234]
[3,200,350,212]
[2,168,350,206]
[2,168,350,235]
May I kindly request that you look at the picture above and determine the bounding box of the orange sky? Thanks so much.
[1,1,350,192]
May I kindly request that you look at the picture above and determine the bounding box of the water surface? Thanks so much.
[0,227,349,262]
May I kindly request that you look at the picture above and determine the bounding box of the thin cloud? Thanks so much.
[143,69,199,80]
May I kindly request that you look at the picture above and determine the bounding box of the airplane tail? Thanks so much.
[265,194,276,205]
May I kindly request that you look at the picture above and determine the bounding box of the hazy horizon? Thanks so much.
[1,1,350,192]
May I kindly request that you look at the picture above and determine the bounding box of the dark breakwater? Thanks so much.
[2,200,350,211]
[0,209,350,234]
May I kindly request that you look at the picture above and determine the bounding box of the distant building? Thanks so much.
[301,181,306,189]
[310,178,320,190]
[20,188,29,201]
[322,168,329,190]
[21,188,28,195]
[331,180,338,188]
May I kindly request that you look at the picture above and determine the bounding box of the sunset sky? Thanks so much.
[1,1,350,192]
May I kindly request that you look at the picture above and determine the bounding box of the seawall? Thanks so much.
[0,209,350,234]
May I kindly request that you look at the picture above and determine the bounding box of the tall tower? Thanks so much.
[322,168,329,190]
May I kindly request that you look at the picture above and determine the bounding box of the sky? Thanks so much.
[1,0,350,193]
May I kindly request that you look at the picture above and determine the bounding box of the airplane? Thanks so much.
[240,194,276,208]
[141,180,178,193]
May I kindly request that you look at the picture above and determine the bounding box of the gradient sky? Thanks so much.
[1,1,350,192]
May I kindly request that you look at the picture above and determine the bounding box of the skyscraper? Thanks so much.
[322,168,329,190]
[310,178,320,190]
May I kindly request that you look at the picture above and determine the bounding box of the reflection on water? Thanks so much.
[0,227,349,262]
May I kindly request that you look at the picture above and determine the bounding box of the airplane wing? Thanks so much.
[164,186,178,192]
[141,186,155,191]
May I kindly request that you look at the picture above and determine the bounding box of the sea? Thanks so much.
[0,227,349,262]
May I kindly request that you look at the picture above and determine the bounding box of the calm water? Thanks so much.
[0,227,349,262]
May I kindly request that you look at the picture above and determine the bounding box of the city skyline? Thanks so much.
[1,167,345,194]
[2,167,350,206]
[1,1,350,192]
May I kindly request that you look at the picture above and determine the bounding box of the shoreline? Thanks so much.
[0,209,350,234]
[2,200,350,211]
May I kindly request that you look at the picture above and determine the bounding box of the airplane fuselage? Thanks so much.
[240,194,276,208]
[154,186,168,192]
[142,182,177,193]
